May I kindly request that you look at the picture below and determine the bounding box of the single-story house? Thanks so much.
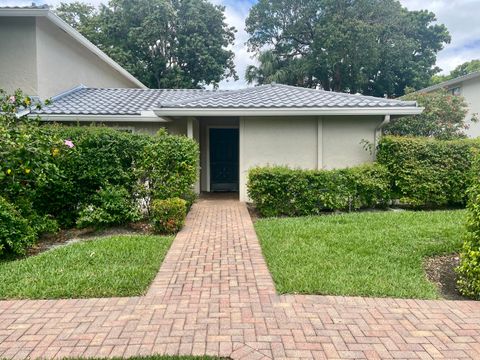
[30,84,422,201]
[2,6,422,202]
[417,71,480,138]
[0,5,145,99]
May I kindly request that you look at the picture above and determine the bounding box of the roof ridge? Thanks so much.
[272,83,413,104]
[158,86,260,107]
[50,84,87,101]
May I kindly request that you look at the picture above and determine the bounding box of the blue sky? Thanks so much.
[3,0,480,90]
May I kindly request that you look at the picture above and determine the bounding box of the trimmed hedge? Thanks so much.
[35,126,149,226]
[137,128,199,203]
[150,197,187,234]
[247,164,391,217]
[457,152,480,299]
[377,136,480,206]
[0,122,199,256]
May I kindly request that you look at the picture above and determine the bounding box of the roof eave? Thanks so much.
[153,107,424,117]
[417,71,480,93]
[33,114,170,123]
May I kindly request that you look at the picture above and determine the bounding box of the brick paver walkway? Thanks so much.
[1,197,480,359]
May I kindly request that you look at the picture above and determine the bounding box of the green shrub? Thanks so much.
[457,153,480,299]
[247,163,391,217]
[76,184,141,229]
[150,197,187,234]
[0,196,35,256]
[138,129,199,204]
[35,125,149,226]
[377,136,480,206]
[13,197,59,236]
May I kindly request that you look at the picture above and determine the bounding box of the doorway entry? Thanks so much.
[209,128,239,192]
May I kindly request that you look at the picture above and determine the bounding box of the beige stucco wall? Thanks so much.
[0,17,37,95]
[239,115,382,201]
[35,18,140,99]
[457,78,480,138]
[322,116,381,169]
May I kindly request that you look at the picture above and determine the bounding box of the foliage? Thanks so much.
[36,126,148,226]
[0,90,62,203]
[138,129,199,206]
[150,197,187,234]
[55,0,237,88]
[247,164,391,217]
[256,209,465,298]
[245,0,450,97]
[0,235,173,299]
[77,185,141,229]
[431,59,480,85]
[377,136,480,206]
[384,90,476,139]
[0,197,35,256]
[457,153,480,299]
[0,90,63,254]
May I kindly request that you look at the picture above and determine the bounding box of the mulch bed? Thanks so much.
[424,254,469,300]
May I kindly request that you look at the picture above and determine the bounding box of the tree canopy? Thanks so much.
[245,0,450,97]
[55,0,237,89]
[431,59,480,85]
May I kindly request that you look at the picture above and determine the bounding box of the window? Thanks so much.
[449,86,461,96]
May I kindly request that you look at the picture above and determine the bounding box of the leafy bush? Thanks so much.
[384,89,476,140]
[377,136,480,207]
[138,129,199,205]
[457,153,480,299]
[0,196,35,256]
[77,184,141,229]
[247,164,391,217]
[0,90,63,209]
[150,197,187,234]
[36,125,149,226]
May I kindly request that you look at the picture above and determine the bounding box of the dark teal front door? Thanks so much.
[209,128,239,192]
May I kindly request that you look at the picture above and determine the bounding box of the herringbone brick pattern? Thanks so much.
[1,197,480,359]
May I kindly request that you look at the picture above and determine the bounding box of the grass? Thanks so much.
[0,235,173,299]
[255,209,466,299]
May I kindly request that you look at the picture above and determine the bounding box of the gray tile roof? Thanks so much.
[33,84,417,116]
[158,84,417,109]
[33,86,218,115]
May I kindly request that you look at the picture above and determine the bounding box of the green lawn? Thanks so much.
[255,210,466,299]
[0,235,173,299]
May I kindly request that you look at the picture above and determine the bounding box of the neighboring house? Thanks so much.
[0,5,145,99]
[30,84,422,201]
[418,71,480,138]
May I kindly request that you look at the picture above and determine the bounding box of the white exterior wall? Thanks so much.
[458,78,480,138]
[35,18,139,99]
[239,115,382,201]
[0,17,37,95]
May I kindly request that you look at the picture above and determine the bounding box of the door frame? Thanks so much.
[206,125,239,192]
